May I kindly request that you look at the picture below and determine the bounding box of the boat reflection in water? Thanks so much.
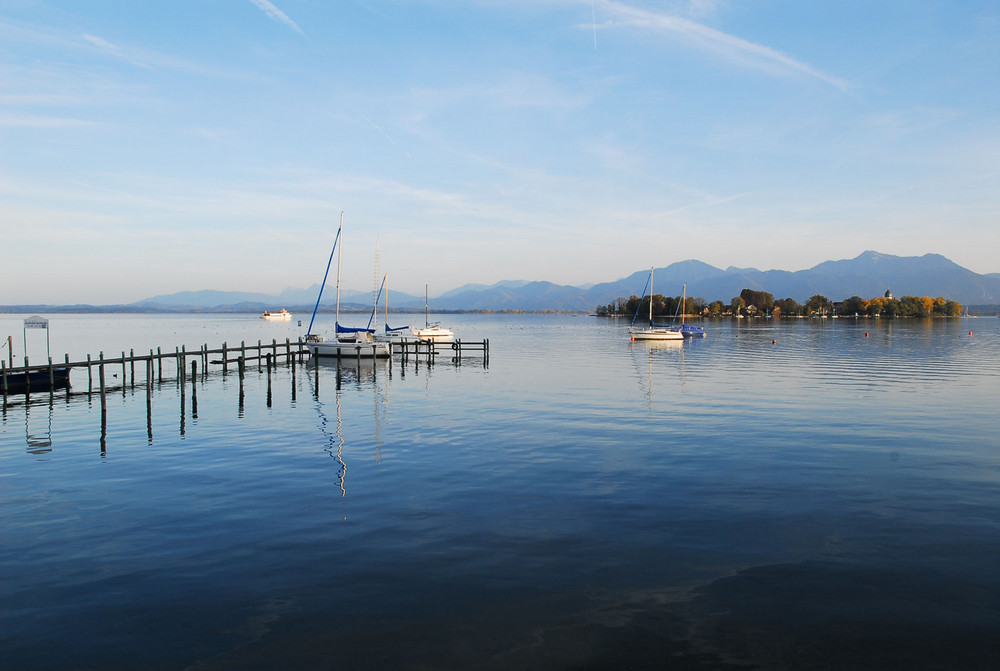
[307,356,390,500]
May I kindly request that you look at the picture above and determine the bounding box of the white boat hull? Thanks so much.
[629,328,683,341]
[306,336,391,358]
[411,326,454,343]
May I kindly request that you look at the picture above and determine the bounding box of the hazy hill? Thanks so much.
[7,251,992,313]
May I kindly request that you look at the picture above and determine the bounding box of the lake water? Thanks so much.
[2,313,999,670]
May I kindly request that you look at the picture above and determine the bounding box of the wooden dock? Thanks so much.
[2,336,489,451]
[1,337,490,401]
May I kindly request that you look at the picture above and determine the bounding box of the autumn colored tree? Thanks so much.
[806,294,832,315]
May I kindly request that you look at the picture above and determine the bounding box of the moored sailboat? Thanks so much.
[411,284,454,343]
[304,212,391,359]
[628,269,683,341]
[663,284,706,337]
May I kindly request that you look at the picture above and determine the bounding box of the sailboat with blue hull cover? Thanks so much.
[656,284,706,337]
[304,212,392,359]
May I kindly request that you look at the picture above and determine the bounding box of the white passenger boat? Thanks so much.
[261,309,292,321]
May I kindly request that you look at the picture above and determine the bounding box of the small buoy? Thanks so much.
[969,331,973,336]
[771,339,776,344]
[865,332,869,337]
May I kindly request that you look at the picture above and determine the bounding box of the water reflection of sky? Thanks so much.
[1,314,998,669]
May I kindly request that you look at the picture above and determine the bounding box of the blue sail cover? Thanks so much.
[336,322,374,334]
[385,324,410,333]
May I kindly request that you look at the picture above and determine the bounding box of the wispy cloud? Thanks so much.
[0,113,95,128]
[362,115,397,146]
[595,0,850,91]
[248,0,305,36]
[82,32,152,69]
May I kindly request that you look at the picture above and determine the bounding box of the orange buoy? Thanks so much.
[865,332,869,337]
[771,339,776,344]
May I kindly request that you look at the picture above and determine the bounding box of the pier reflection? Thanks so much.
[24,396,53,456]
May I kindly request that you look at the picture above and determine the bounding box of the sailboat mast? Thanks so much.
[425,283,429,328]
[335,211,343,328]
[649,268,654,323]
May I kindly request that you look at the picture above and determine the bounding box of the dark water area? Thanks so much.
[2,314,999,669]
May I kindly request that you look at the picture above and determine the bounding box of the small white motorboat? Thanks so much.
[261,309,292,321]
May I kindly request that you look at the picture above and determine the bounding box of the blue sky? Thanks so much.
[2,0,997,304]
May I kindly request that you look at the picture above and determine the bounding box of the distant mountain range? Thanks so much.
[6,252,1000,313]
[419,253,999,311]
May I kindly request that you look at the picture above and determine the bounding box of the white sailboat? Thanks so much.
[628,268,683,341]
[411,284,454,343]
[304,212,392,359]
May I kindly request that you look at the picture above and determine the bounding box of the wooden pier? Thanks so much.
[1,337,490,402]
[2,336,489,451]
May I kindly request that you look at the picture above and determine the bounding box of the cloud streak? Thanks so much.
[595,0,850,91]
[248,0,305,36]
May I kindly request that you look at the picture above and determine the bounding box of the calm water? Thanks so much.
[2,313,999,670]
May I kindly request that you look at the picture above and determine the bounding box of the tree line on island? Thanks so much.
[596,289,964,319]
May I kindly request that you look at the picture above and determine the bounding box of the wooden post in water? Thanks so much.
[99,354,106,417]
[222,342,228,375]
[24,356,30,396]
[48,356,55,391]
[238,355,245,412]
[179,350,186,436]
[146,357,153,443]
[290,348,296,401]
[190,360,198,418]
[157,347,163,383]
[257,340,262,373]
[179,349,186,407]
[266,353,273,407]
[129,348,135,389]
